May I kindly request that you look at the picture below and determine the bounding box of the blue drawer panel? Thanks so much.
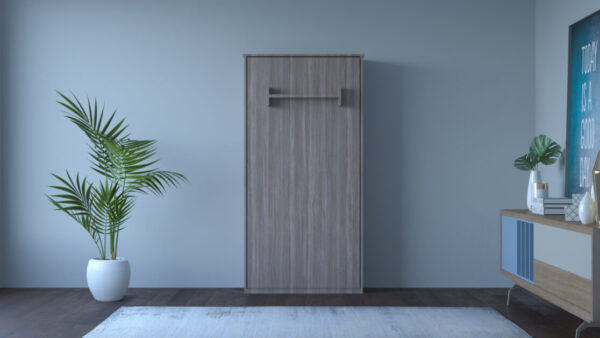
[502,216,518,275]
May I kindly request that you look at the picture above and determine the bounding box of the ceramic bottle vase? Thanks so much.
[579,192,597,225]
[527,170,541,210]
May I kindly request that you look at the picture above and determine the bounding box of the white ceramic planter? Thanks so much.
[86,257,130,302]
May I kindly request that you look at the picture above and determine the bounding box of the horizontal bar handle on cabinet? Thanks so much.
[268,88,343,106]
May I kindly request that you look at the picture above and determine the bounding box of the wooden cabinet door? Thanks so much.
[246,55,362,293]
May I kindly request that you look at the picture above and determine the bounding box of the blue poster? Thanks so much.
[567,10,600,196]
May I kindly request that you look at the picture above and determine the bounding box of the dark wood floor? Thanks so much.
[0,287,598,338]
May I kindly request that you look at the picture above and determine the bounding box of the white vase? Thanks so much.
[579,192,597,225]
[86,257,130,302]
[527,170,541,210]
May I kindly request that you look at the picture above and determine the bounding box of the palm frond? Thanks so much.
[91,180,132,234]
[129,170,188,195]
[102,138,187,194]
[57,91,129,180]
[47,172,105,256]
[50,92,188,259]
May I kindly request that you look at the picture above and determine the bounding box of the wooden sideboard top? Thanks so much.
[501,209,597,235]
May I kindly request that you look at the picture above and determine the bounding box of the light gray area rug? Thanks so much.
[85,306,530,338]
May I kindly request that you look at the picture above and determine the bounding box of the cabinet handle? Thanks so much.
[268,88,343,106]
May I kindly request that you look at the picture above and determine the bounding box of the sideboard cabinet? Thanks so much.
[501,209,600,337]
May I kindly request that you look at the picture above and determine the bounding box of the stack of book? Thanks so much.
[531,197,572,215]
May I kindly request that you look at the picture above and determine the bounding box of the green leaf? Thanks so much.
[514,134,563,171]
[529,134,562,165]
[56,91,129,181]
[514,153,536,171]
[47,171,103,235]
[50,91,189,259]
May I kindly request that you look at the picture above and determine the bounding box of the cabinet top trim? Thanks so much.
[501,209,595,235]
[244,54,364,58]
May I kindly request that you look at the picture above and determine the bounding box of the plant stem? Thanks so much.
[110,220,115,260]
[111,173,125,260]
[114,231,119,259]
[103,221,107,260]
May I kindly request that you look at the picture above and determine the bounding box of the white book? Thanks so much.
[531,203,565,215]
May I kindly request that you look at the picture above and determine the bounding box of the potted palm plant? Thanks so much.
[47,92,187,301]
[514,134,562,209]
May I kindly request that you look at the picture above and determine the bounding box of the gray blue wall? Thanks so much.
[2,0,534,287]
[535,0,600,193]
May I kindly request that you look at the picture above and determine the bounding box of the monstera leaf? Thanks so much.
[529,134,562,165]
[513,153,537,171]
[513,134,562,171]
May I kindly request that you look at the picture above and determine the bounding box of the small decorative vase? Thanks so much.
[86,257,130,302]
[533,182,549,199]
[579,192,597,225]
[527,170,541,210]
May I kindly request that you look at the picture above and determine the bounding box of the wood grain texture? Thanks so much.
[533,259,592,316]
[245,55,362,293]
[501,209,594,235]
[501,269,593,322]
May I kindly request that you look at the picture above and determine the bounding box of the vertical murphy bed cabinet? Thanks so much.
[501,209,600,337]
[245,55,363,294]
